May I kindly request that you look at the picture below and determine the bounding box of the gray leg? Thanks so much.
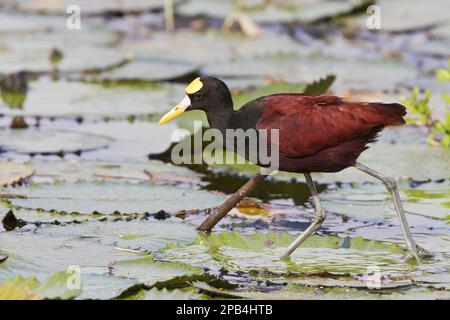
[280,173,326,259]
[354,162,432,261]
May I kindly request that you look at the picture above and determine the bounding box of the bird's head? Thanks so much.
[159,76,232,125]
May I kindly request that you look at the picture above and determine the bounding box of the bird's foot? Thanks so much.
[416,244,433,258]
[404,245,433,263]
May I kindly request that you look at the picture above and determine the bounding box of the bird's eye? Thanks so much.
[193,93,204,100]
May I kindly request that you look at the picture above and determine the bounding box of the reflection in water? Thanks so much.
[0,71,29,110]
[49,48,63,79]
[149,135,327,205]
[0,71,29,129]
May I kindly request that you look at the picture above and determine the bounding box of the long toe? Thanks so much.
[404,249,421,263]
[417,245,433,258]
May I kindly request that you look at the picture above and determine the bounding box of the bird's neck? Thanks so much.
[205,104,234,133]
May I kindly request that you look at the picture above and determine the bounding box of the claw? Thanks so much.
[417,244,433,258]
[404,245,433,263]
[404,249,421,263]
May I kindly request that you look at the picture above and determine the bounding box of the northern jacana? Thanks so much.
[159,76,432,261]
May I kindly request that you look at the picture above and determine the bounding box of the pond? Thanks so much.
[0,0,449,300]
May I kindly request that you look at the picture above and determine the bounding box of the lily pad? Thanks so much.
[321,180,450,222]
[0,128,113,155]
[163,231,409,275]
[71,120,177,160]
[97,59,198,82]
[203,55,417,92]
[3,0,182,15]
[348,0,450,32]
[28,159,203,186]
[0,161,34,186]
[0,79,185,119]
[130,287,205,300]
[121,29,312,66]
[3,181,226,214]
[0,11,67,33]
[177,0,370,24]
[113,256,203,286]
[0,27,123,74]
[0,272,81,300]
[36,220,198,252]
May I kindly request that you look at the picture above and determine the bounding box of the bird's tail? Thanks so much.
[367,102,407,126]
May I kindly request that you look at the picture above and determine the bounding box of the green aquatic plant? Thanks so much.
[436,60,450,105]
[432,113,450,147]
[401,86,432,126]
[431,60,450,147]
[401,62,450,147]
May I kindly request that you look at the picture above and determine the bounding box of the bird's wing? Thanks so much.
[255,94,406,158]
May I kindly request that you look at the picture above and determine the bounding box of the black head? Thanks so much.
[159,76,233,125]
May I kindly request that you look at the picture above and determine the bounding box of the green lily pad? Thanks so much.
[0,272,81,300]
[0,227,135,281]
[177,0,370,24]
[0,11,67,33]
[192,282,446,300]
[128,287,205,300]
[121,29,312,66]
[204,55,417,92]
[321,180,450,222]
[0,128,113,155]
[0,79,185,119]
[71,120,177,159]
[113,256,203,286]
[348,0,450,32]
[0,161,34,186]
[0,27,123,74]
[3,0,182,15]
[97,59,198,82]
[34,220,198,252]
[0,219,206,298]
[410,39,450,57]
[430,23,450,39]
[28,159,203,186]
[3,181,226,214]
[164,231,408,275]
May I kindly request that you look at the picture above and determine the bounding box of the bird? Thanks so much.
[159,76,432,262]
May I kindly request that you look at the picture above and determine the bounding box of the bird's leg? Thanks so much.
[353,162,433,262]
[197,173,268,233]
[280,173,326,259]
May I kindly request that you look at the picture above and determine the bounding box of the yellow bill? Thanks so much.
[159,95,191,125]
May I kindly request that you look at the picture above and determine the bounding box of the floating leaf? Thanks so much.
[0,25,123,74]
[4,181,226,214]
[0,128,113,155]
[98,59,198,82]
[0,161,34,186]
[3,0,183,15]
[130,287,205,300]
[0,272,81,300]
[0,79,184,119]
[113,256,203,286]
[178,0,370,24]
[121,29,311,66]
[204,55,417,92]
[28,159,203,186]
[348,0,450,32]
[165,231,408,275]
